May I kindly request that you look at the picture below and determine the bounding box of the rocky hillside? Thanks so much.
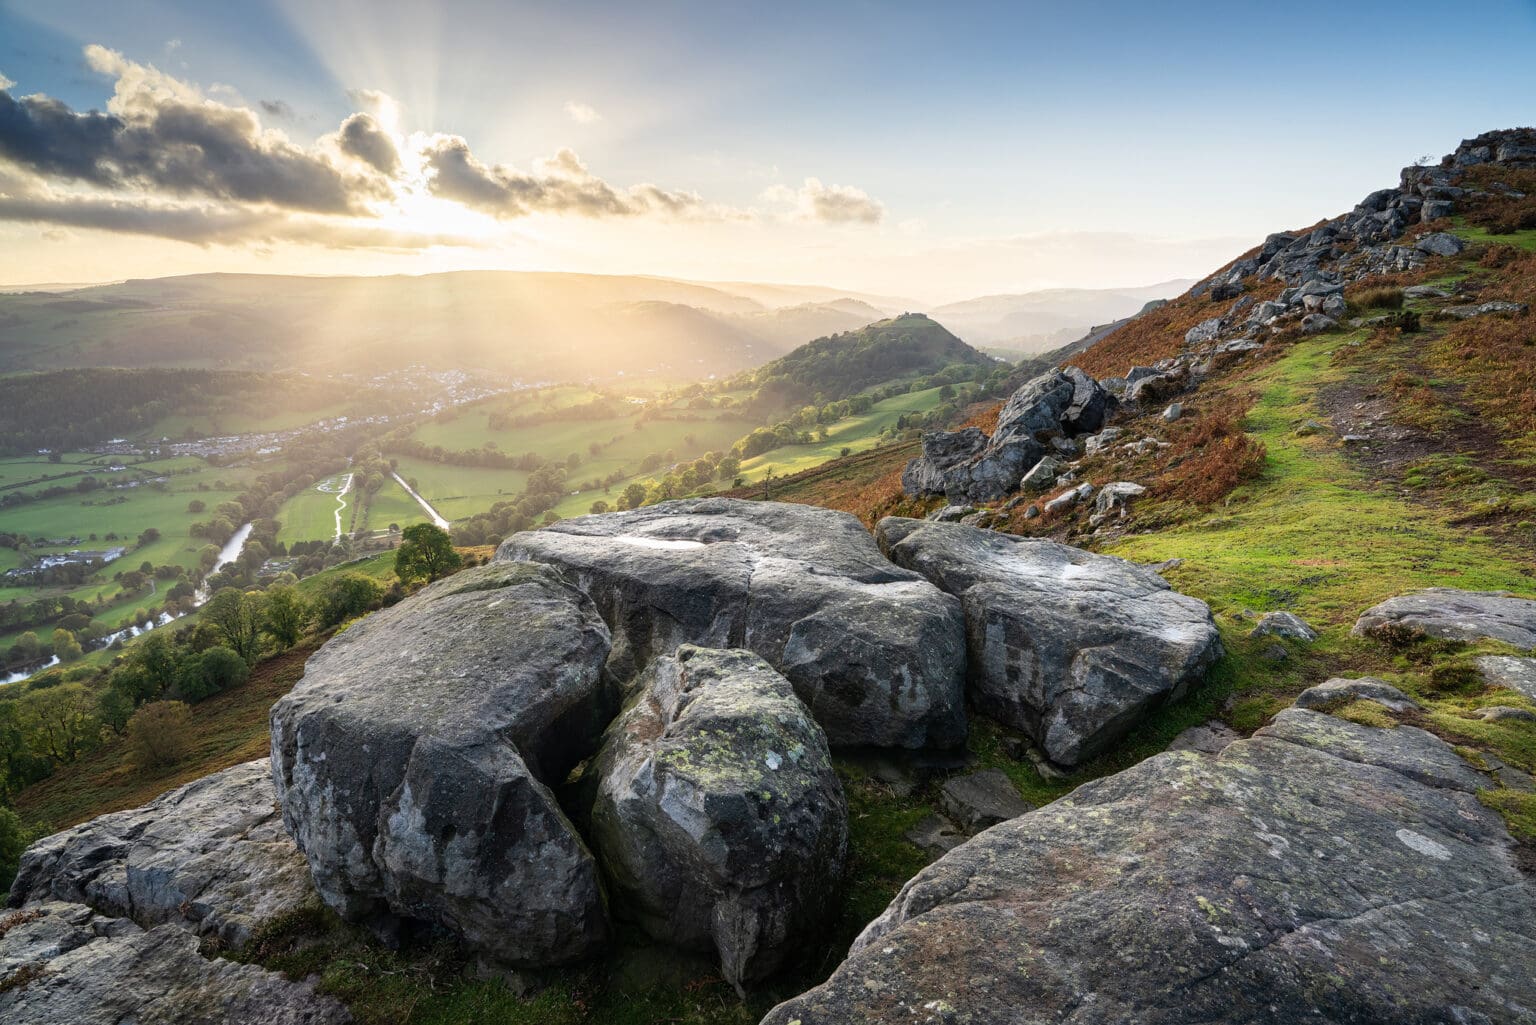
[4,131,1536,1025]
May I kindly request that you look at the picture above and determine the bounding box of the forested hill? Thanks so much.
[739,313,996,406]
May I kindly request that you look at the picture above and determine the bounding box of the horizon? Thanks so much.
[3,0,1533,302]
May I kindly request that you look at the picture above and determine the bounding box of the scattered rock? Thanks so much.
[1083,426,1122,456]
[1022,504,1040,520]
[1442,300,1529,319]
[1092,481,1145,515]
[876,518,1221,768]
[1476,705,1536,724]
[1403,283,1451,299]
[1161,402,1181,422]
[1299,312,1338,334]
[1167,720,1240,755]
[1354,587,1536,647]
[1248,610,1318,642]
[1293,418,1329,437]
[903,814,964,858]
[937,770,1033,832]
[926,504,976,523]
[8,761,314,951]
[1295,676,1419,713]
[500,500,968,750]
[901,427,988,497]
[588,647,847,993]
[0,901,350,1024]
[1414,231,1465,257]
[1478,655,1536,700]
[1042,482,1092,516]
[1184,317,1223,346]
[762,709,1532,1025]
[270,561,615,968]
[1018,456,1061,493]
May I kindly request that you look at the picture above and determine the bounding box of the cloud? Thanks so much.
[422,137,746,221]
[764,177,885,225]
[259,99,295,120]
[335,112,400,175]
[564,100,601,124]
[0,47,385,214]
[0,73,13,91]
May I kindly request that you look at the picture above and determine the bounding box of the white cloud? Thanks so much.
[0,72,14,91]
[564,100,602,124]
[763,177,885,225]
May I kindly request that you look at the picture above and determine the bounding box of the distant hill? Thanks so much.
[742,313,997,405]
[930,280,1193,355]
[0,270,894,381]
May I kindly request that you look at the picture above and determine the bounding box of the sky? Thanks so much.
[1,0,1534,304]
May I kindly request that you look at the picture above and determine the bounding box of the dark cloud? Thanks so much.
[336,112,400,176]
[422,138,734,221]
[0,50,384,215]
[259,99,295,120]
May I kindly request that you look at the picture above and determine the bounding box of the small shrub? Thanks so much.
[126,700,193,770]
[1350,285,1404,311]
[1427,659,1483,694]
[1155,411,1268,506]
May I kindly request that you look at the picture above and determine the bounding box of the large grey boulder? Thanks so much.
[1294,676,1418,713]
[1415,231,1465,257]
[0,901,350,1024]
[902,368,1113,503]
[762,708,1532,1025]
[875,518,1222,767]
[1354,587,1536,647]
[7,761,313,950]
[498,500,967,751]
[589,647,847,992]
[269,562,614,967]
[1443,300,1529,319]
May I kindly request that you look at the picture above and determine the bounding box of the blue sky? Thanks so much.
[1,0,1533,299]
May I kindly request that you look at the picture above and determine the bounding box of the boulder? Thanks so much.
[589,647,847,993]
[1167,720,1240,755]
[1478,655,1536,700]
[499,500,967,750]
[992,366,1113,442]
[1184,317,1222,345]
[761,709,1532,1025]
[1092,481,1145,515]
[1403,283,1452,299]
[1161,402,1182,422]
[1018,455,1061,493]
[1299,312,1338,334]
[1415,231,1465,257]
[937,770,1033,832]
[1042,482,1091,516]
[1248,610,1318,642]
[875,518,1222,767]
[900,427,987,497]
[1477,705,1536,723]
[902,814,964,858]
[7,761,313,950]
[1443,300,1529,319]
[1125,368,1188,405]
[1354,587,1536,647]
[1082,426,1123,456]
[269,562,614,967]
[0,901,350,1024]
[1295,676,1419,713]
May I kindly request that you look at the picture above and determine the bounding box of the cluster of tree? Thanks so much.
[0,368,345,457]
[382,433,548,471]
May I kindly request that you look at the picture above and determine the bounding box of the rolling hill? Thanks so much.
[929,280,1193,356]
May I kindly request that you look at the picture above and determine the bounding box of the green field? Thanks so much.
[390,457,528,521]
[737,386,945,483]
[277,474,352,544]
[358,476,432,534]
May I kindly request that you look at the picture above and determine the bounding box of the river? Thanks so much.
[0,521,255,687]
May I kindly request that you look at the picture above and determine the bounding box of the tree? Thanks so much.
[588,500,610,514]
[187,499,206,514]
[395,523,461,585]
[126,701,193,770]
[174,646,249,701]
[201,587,265,662]
[0,804,35,895]
[314,573,384,629]
[52,628,83,663]
[619,483,648,510]
[20,684,100,764]
[262,584,309,649]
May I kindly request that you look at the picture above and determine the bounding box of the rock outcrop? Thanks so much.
[1353,587,1536,647]
[8,760,313,950]
[875,518,1221,767]
[589,647,847,993]
[498,499,968,751]
[902,368,1114,503]
[1479,655,1536,700]
[269,562,615,967]
[0,902,351,1024]
[1294,676,1419,713]
[762,708,1532,1025]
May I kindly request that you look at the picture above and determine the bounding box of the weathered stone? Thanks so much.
[1477,705,1536,723]
[1403,283,1452,299]
[1443,300,1529,319]
[1125,367,1189,405]
[762,709,1532,1025]
[902,814,964,858]
[1018,456,1061,493]
[1083,426,1122,456]
[1042,482,1091,516]
[1167,720,1240,755]
[499,500,967,750]
[1184,317,1222,345]
[270,562,614,967]
[900,427,988,497]
[8,761,313,950]
[1479,655,1536,700]
[1415,231,1465,257]
[1300,312,1338,334]
[925,504,976,523]
[1249,610,1318,642]
[1092,481,1145,515]
[1354,587,1536,647]
[876,518,1222,767]
[0,901,350,1024]
[937,770,1033,832]
[589,647,847,993]
[1161,402,1181,421]
[1295,676,1419,713]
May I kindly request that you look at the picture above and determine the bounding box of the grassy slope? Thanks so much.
[276,474,351,544]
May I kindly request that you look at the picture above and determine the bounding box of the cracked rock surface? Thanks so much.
[762,707,1533,1025]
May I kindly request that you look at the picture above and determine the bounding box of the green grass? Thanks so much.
[359,477,431,534]
[277,475,351,544]
[1450,220,1536,252]
[391,457,529,522]
[735,387,946,484]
